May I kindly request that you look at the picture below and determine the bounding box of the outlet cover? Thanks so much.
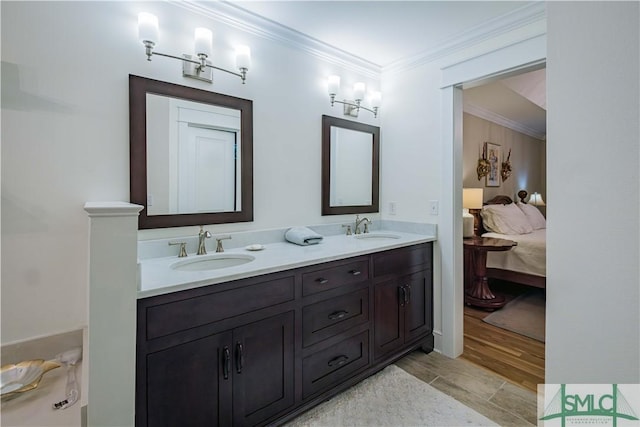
[429,200,438,215]
[389,201,397,215]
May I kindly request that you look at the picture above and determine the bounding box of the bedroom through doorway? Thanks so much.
[460,66,546,392]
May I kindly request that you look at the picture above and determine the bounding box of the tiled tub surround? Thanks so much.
[138,220,437,298]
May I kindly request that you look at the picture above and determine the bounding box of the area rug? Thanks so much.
[483,289,545,342]
[285,364,496,426]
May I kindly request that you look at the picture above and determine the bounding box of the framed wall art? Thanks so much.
[485,142,501,187]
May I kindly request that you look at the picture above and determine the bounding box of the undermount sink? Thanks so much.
[354,233,400,240]
[171,254,255,272]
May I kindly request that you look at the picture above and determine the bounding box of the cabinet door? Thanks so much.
[403,270,433,343]
[373,279,403,359]
[232,311,295,427]
[145,332,233,427]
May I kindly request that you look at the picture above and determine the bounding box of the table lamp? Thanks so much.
[463,188,484,237]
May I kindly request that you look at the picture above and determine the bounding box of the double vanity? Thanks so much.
[128,75,435,426]
[135,225,436,426]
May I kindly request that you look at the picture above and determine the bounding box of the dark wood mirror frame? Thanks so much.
[129,75,253,229]
[321,115,380,215]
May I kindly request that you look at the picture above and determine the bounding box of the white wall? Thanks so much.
[546,2,639,383]
[0,1,380,344]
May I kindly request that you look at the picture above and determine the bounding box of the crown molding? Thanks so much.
[464,103,546,141]
[169,1,545,82]
[170,0,381,79]
[383,2,546,74]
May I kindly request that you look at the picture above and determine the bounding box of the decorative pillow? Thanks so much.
[517,202,546,230]
[481,203,534,235]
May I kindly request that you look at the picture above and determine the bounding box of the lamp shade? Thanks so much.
[235,45,251,70]
[194,27,213,57]
[353,82,366,101]
[463,188,484,209]
[327,75,340,96]
[138,13,159,44]
[528,192,546,206]
[370,91,382,108]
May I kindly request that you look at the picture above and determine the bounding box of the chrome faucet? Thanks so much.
[197,226,212,255]
[354,215,371,235]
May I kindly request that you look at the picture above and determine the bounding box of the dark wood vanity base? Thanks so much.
[136,242,433,427]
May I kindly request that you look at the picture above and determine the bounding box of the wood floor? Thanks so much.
[461,281,545,392]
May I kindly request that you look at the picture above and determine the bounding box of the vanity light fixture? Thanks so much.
[327,75,380,118]
[138,12,251,84]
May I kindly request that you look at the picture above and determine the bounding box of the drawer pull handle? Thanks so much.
[223,346,231,380]
[328,310,349,320]
[406,284,412,305]
[316,278,329,284]
[236,342,244,374]
[328,355,349,367]
[349,270,361,276]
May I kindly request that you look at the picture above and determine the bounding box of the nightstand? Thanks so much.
[463,237,517,310]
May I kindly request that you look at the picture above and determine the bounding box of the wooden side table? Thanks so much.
[463,237,517,310]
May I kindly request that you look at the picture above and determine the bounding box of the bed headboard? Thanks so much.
[474,191,528,236]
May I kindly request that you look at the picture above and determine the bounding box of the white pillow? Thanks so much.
[481,203,534,235]
[517,202,546,230]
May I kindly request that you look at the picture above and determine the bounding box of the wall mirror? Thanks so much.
[130,75,253,229]
[322,115,379,215]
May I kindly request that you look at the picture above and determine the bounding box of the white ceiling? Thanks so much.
[209,1,546,139]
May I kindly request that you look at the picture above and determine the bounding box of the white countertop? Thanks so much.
[139,230,436,299]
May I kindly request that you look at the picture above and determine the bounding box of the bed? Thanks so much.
[475,193,546,289]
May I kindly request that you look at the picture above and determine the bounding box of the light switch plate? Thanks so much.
[429,200,438,215]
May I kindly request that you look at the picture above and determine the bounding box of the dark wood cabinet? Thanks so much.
[146,332,232,427]
[372,245,433,360]
[137,242,433,426]
[232,312,295,426]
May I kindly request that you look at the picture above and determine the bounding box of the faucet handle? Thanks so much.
[168,241,188,257]
[342,224,352,236]
[363,221,371,234]
[215,235,232,253]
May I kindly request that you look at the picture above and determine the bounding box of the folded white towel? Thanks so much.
[285,227,324,246]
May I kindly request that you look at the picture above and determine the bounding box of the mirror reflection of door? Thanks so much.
[330,126,373,207]
[178,125,236,213]
[146,94,242,215]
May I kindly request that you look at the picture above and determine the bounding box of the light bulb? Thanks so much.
[353,82,366,101]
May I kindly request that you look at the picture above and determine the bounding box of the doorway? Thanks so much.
[459,66,547,391]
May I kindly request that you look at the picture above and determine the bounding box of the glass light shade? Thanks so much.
[327,75,340,96]
[528,192,546,206]
[235,45,251,70]
[463,188,484,209]
[138,13,159,44]
[370,91,382,108]
[353,82,366,101]
[194,27,213,57]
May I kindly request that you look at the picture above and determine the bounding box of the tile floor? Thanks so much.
[395,350,538,426]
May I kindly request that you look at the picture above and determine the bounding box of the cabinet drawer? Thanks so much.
[302,288,369,347]
[302,259,369,296]
[373,243,432,278]
[302,330,369,398]
[145,276,295,340]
